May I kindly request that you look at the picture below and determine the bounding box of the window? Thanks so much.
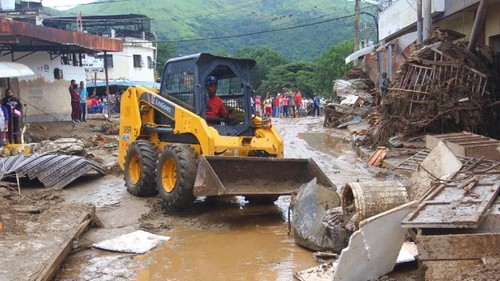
[147,56,154,69]
[133,54,143,68]
[96,54,114,68]
[163,72,195,111]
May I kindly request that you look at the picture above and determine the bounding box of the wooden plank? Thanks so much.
[446,141,500,160]
[455,141,499,146]
[425,132,500,160]
[423,259,483,280]
[34,213,92,281]
[426,133,470,149]
[368,147,388,166]
[417,233,500,260]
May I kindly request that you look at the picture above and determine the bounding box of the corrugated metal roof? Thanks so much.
[0,18,123,53]
[0,154,105,189]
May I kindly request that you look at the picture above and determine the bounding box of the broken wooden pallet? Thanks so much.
[402,163,500,228]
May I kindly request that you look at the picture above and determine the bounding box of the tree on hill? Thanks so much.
[235,47,288,91]
[258,61,315,98]
[313,40,354,99]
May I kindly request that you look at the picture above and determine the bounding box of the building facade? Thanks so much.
[43,14,157,83]
[0,14,122,122]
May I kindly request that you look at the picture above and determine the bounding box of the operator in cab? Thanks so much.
[205,75,229,124]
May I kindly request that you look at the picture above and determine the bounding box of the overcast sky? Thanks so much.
[42,0,95,10]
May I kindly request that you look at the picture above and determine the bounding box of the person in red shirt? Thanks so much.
[205,76,229,124]
[294,91,302,117]
[70,83,80,124]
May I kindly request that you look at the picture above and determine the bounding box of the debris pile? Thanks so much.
[324,68,376,129]
[399,140,500,280]
[294,137,499,280]
[371,41,499,146]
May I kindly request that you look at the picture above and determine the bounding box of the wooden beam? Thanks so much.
[417,233,500,260]
[34,213,92,281]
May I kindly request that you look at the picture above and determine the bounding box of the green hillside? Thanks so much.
[64,0,378,61]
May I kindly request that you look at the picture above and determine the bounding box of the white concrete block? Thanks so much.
[332,201,417,281]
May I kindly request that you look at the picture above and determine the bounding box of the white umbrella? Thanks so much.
[0,61,35,78]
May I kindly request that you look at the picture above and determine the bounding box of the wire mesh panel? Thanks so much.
[163,71,195,111]
[217,77,248,124]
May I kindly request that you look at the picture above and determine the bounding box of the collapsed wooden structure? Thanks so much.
[372,41,499,145]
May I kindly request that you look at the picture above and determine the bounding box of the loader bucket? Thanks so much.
[193,156,335,197]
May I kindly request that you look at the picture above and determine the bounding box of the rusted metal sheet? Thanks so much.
[0,154,105,189]
[402,159,500,228]
[0,18,123,53]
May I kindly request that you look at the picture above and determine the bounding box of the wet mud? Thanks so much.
[55,116,378,280]
[135,197,318,280]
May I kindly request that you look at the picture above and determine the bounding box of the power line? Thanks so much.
[166,14,355,43]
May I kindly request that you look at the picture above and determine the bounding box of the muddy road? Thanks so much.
[55,116,378,281]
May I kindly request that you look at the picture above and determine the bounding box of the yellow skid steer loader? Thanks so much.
[118,53,334,208]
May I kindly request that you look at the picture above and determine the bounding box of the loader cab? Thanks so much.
[160,53,256,137]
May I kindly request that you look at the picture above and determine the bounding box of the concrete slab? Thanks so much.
[332,201,417,281]
[420,141,462,180]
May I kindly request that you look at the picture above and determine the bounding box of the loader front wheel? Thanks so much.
[124,140,158,196]
[157,144,197,209]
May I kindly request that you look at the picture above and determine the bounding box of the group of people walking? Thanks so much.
[253,91,322,118]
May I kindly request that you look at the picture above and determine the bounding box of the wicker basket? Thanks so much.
[341,181,408,228]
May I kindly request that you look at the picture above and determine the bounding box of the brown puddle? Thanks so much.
[302,132,352,157]
[133,197,318,280]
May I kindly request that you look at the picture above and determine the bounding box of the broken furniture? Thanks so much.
[401,141,500,280]
[426,131,500,161]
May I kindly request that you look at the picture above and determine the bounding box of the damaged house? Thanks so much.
[373,0,500,141]
[0,1,128,122]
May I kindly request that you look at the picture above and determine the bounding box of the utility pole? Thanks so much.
[354,0,360,51]
[417,0,423,43]
[468,0,488,52]
[423,0,432,41]
[423,0,432,40]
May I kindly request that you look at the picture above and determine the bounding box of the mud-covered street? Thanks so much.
[1,113,497,281]
[46,116,378,281]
